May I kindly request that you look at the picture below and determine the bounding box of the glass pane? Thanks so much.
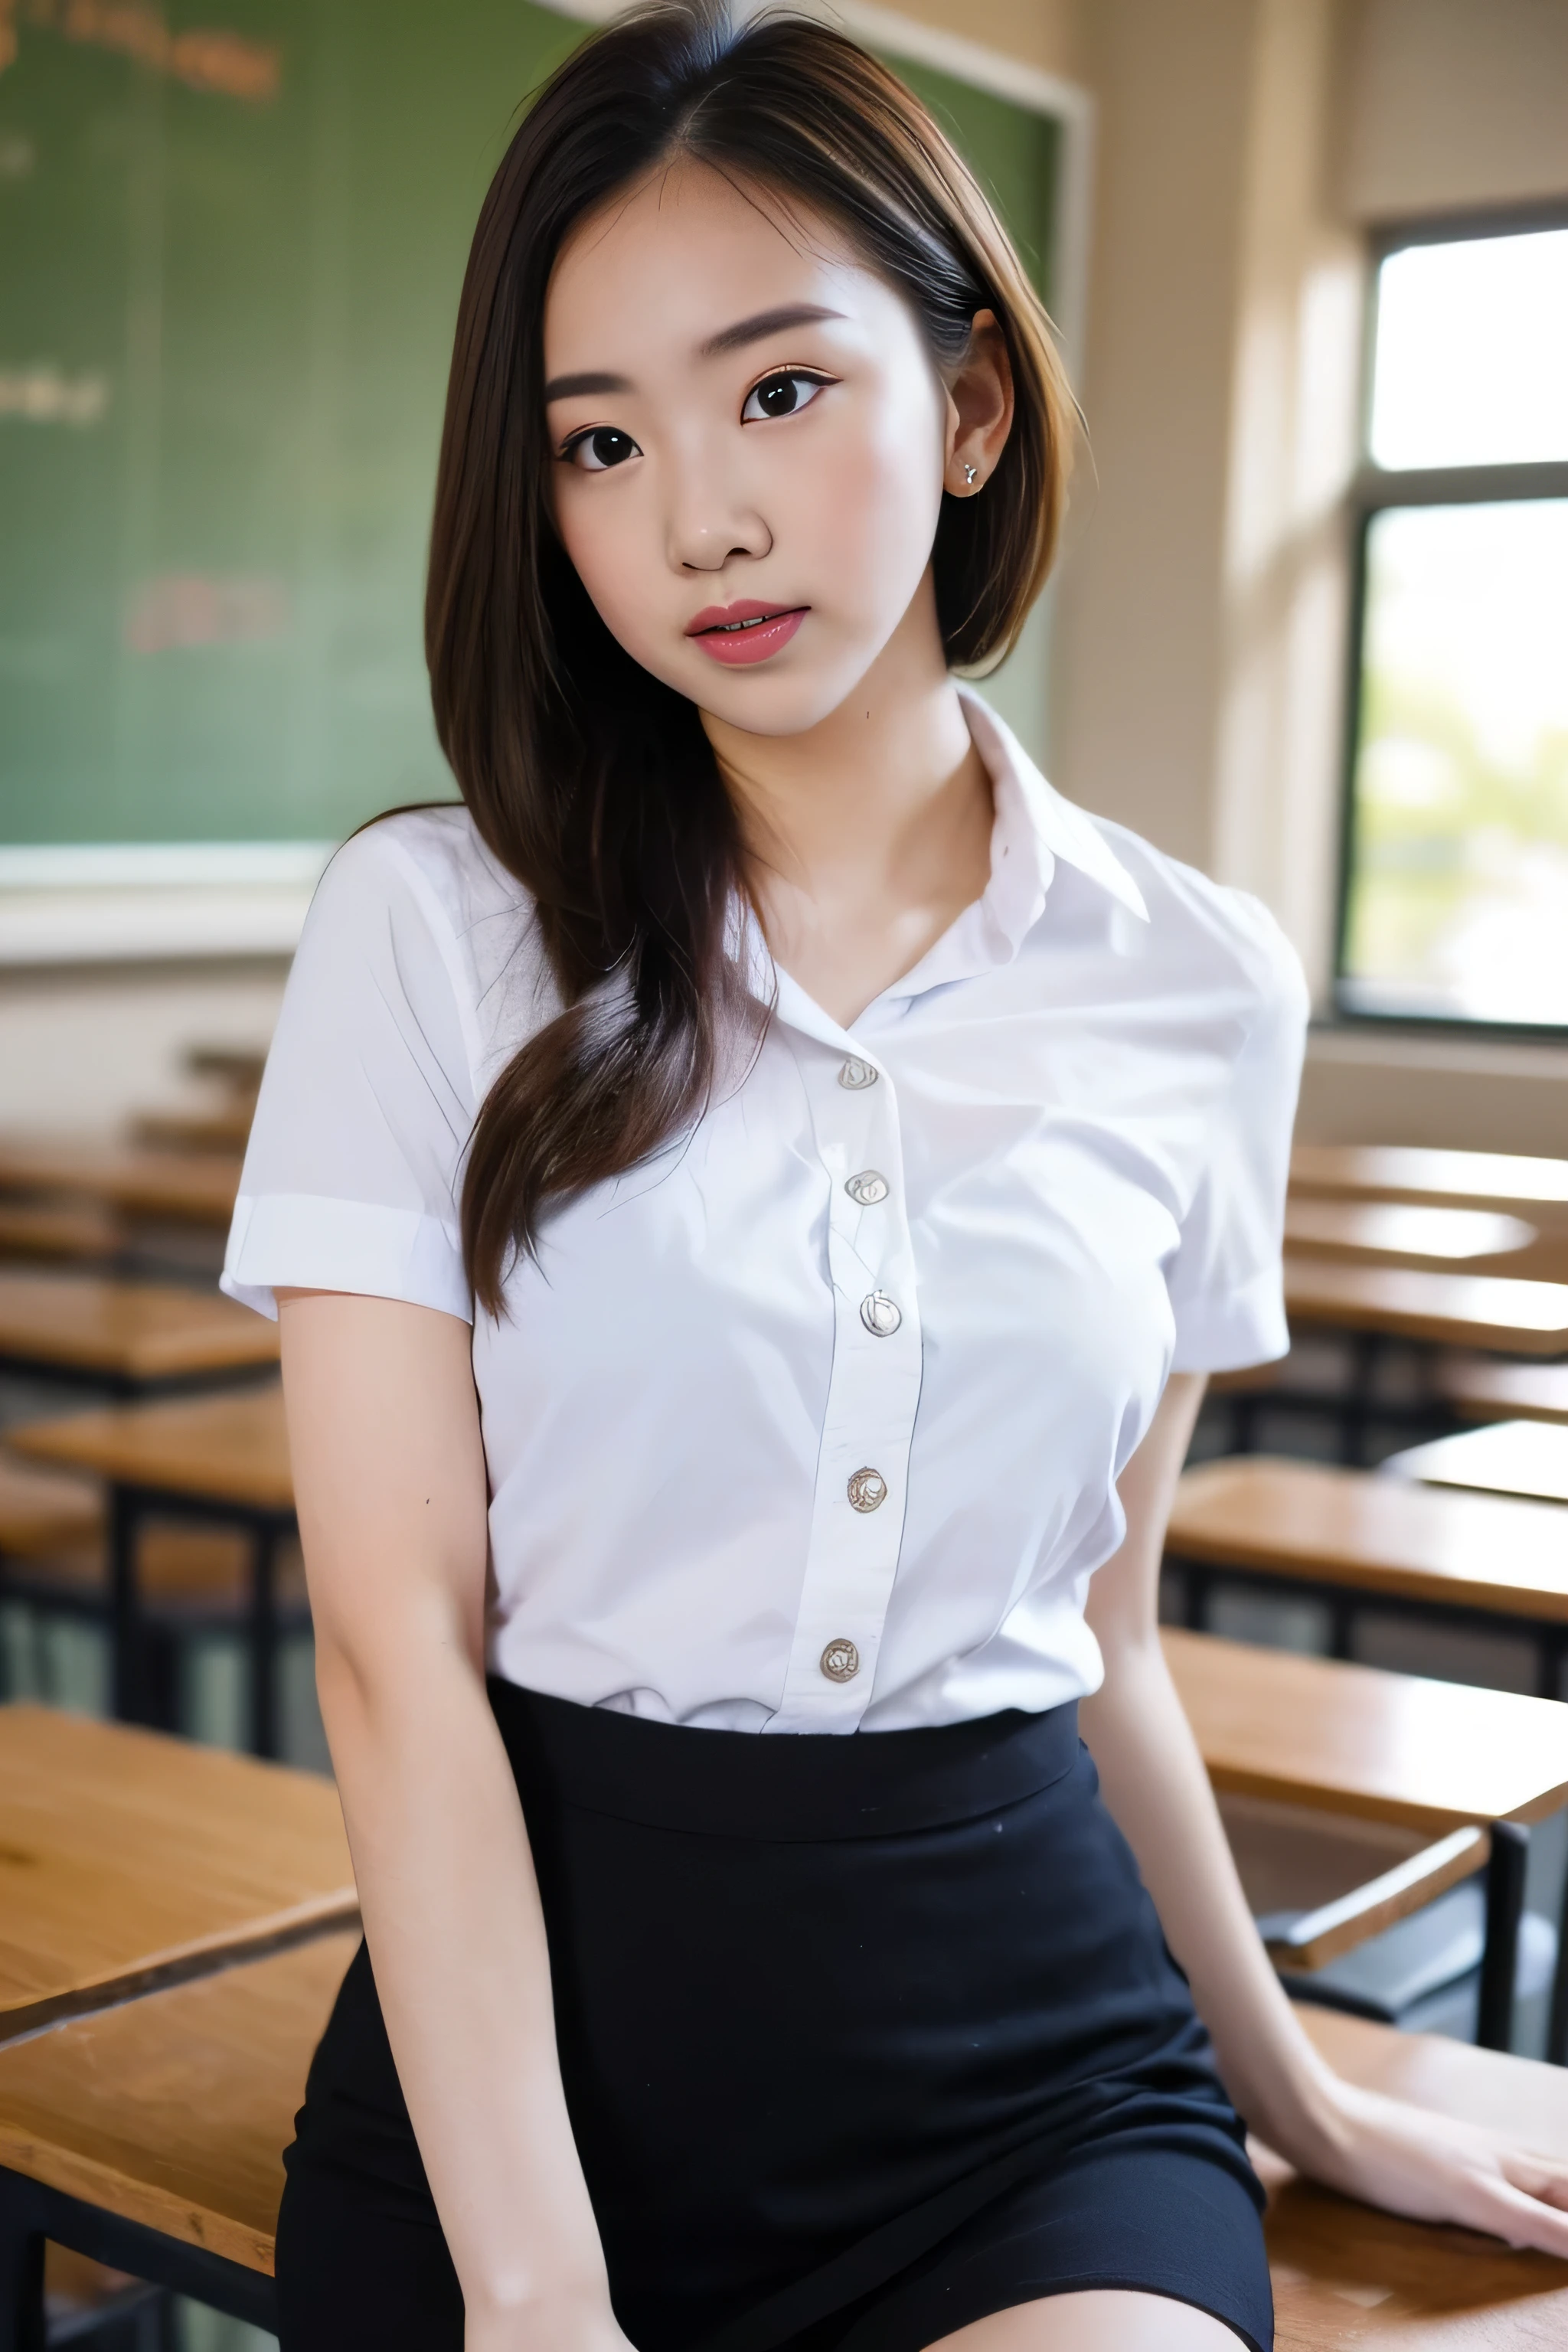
[1341,500,1568,1026]
[1370,228,1568,470]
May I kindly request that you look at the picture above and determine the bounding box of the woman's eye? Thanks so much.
[567,426,641,472]
[741,371,831,423]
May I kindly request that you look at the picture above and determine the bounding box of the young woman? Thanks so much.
[223,7,1568,2347]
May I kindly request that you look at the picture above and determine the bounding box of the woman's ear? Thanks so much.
[943,309,1014,498]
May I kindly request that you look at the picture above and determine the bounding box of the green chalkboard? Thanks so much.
[0,3,1057,848]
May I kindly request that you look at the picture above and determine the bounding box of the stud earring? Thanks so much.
[962,463,978,485]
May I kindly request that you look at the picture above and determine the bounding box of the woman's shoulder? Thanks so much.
[1080,811,1310,1038]
[316,802,533,941]
[297,805,556,1079]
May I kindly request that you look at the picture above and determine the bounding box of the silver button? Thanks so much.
[838,1057,879,1090]
[847,1467,887,1513]
[859,1292,902,1338]
[844,1170,889,1207]
[820,1638,860,1682]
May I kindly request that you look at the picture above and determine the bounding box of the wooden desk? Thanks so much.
[0,1707,353,2043]
[11,1387,295,1754]
[0,1272,276,1396]
[1285,1197,1540,1270]
[1292,1143,1568,1229]
[1266,2006,1568,2349]
[186,1044,266,1097]
[1165,1625,1568,1834]
[1439,1353,1568,1428]
[132,1106,255,1155]
[0,1944,1564,2351]
[1167,1624,1568,2053]
[1168,1457,1568,1647]
[0,1140,240,1230]
[0,1929,351,2334]
[1284,1257,1568,1354]
[1386,1419,1568,1505]
[0,1200,119,1266]
[0,1457,101,1559]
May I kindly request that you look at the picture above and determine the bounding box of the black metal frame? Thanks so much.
[1332,201,1568,1042]
[104,1482,300,1761]
[0,2169,275,2352]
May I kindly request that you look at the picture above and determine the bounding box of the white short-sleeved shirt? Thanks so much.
[224,691,1308,1733]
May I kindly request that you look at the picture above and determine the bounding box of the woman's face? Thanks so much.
[544,160,995,737]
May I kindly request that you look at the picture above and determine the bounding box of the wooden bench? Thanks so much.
[0,1271,276,1398]
[0,1140,241,1230]
[1385,1419,1568,1506]
[1438,1352,1568,1427]
[1164,1623,1568,2055]
[0,1707,354,2044]
[1292,1143,1568,1230]
[11,1386,295,1754]
[0,1942,1563,2351]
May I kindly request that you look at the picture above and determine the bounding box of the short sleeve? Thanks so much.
[1165,905,1309,1374]
[221,823,479,1324]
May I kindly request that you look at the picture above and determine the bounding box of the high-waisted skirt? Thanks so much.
[276,1684,1273,2352]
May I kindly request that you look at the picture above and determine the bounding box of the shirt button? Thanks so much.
[847,1467,887,1512]
[820,1638,860,1682]
[844,1170,889,1207]
[838,1057,879,1089]
[859,1292,902,1337]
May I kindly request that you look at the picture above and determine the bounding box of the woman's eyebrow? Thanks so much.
[544,368,633,402]
[700,302,844,356]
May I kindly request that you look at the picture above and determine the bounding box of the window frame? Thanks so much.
[1333,199,1568,1040]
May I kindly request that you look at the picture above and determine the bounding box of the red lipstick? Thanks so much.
[685,599,807,666]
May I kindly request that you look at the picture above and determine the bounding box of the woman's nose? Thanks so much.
[665,459,772,573]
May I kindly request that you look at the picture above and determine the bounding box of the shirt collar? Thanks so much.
[956,687,1149,952]
[733,686,1150,1054]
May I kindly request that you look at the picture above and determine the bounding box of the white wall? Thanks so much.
[0,962,286,1134]
[1336,0,1568,220]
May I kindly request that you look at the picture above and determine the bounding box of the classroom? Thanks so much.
[2,1,1567,2347]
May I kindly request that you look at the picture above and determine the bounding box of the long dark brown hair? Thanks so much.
[426,0,1075,1311]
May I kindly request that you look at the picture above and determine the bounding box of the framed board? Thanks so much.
[0,0,1090,950]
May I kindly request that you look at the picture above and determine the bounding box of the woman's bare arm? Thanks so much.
[1082,1373,1568,2257]
[278,1289,632,2350]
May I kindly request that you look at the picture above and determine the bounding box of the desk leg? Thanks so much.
[1341,1331,1380,1467]
[1547,1837,1568,2068]
[249,1520,280,1761]
[109,1486,145,1726]
[0,2184,44,2352]
[1477,1821,1528,2053]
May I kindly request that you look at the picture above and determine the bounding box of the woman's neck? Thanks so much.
[703,584,996,1028]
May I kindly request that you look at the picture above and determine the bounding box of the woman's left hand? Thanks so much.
[1289,2075,1568,2259]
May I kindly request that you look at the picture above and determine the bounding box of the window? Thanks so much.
[1338,221,1568,1029]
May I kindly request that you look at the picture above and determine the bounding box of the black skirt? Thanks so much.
[276,1685,1272,2352]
